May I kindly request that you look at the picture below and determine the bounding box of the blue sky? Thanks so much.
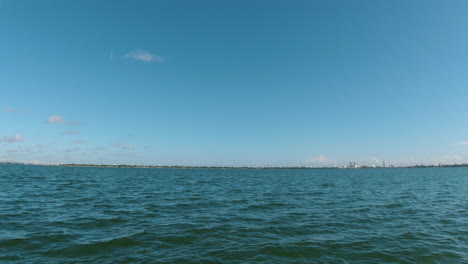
[1,0,468,166]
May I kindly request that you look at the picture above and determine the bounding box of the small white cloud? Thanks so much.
[3,134,24,143]
[457,141,468,145]
[316,155,329,163]
[369,156,381,164]
[124,50,165,63]
[47,115,65,124]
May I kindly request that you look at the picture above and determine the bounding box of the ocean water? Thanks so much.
[0,165,466,263]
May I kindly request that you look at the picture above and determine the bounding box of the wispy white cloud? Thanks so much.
[46,116,78,125]
[62,130,80,135]
[456,141,468,145]
[1,134,24,143]
[4,146,33,154]
[92,147,107,151]
[63,148,80,153]
[123,50,165,63]
[112,143,134,150]
[2,107,23,114]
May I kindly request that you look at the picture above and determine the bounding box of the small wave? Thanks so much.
[241,203,288,211]
[42,235,142,257]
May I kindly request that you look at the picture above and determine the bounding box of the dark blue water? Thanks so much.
[0,165,467,263]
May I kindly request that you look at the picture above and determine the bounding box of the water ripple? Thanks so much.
[0,165,467,263]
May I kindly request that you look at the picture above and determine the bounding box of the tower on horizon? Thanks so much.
[383,161,386,168]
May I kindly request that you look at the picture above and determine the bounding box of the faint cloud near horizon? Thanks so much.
[92,147,107,151]
[63,148,80,153]
[308,154,330,164]
[123,50,165,63]
[112,143,134,150]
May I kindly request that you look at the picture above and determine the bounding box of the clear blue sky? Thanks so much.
[1,0,468,166]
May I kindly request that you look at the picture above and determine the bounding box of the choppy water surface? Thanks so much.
[0,165,467,263]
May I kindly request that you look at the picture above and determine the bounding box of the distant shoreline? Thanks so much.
[2,162,468,169]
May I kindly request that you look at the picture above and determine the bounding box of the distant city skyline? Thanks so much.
[2,0,468,166]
